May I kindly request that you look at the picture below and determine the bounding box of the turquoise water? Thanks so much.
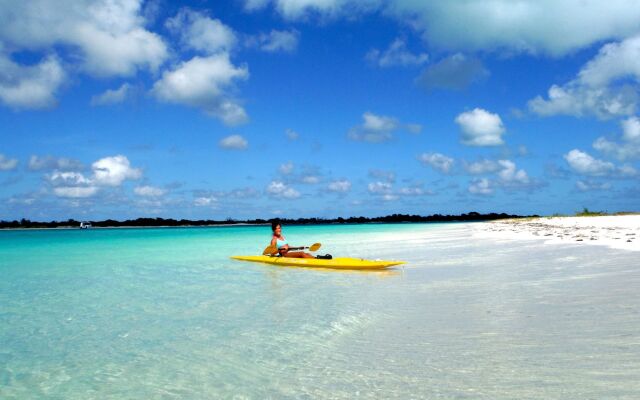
[1,223,639,399]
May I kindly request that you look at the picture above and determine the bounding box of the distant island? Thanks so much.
[0,212,534,229]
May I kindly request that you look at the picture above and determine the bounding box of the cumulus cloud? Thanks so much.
[285,129,300,141]
[245,1,640,55]
[368,181,392,194]
[279,161,294,174]
[415,53,488,90]
[468,178,493,195]
[90,83,131,106]
[166,8,237,54]
[194,196,217,206]
[266,180,301,199]
[366,38,428,68]
[0,154,19,170]
[243,0,378,20]
[463,159,501,175]
[576,180,612,192]
[592,116,640,160]
[152,54,249,125]
[528,83,638,120]
[348,112,421,142]
[248,29,300,53]
[134,185,166,197]
[46,155,141,198]
[327,179,351,192]
[92,155,142,186]
[0,54,65,110]
[496,160,530,185]
[368,169,395,183]
[53,186,100,198]
[418,152,454,173]
[28,155,83,171]
[219,134,249,150]
[455,108,506,146]
[564,149,616,176]
[529,35,640,120]
[301,175,319,184]
[0,0,168,77]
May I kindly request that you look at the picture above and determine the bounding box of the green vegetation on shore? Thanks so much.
[0,212,532,229]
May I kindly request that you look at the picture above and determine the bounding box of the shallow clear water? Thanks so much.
[1,223,639,399]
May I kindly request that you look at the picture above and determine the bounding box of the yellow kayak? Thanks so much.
[230,255,405,270]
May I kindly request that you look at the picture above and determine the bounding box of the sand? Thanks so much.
[474,215,640,252]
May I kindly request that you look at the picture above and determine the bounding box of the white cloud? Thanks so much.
[28,155,83,171]
[366,38,428,67]
[464,159,501,175]
[368,181,392,194]
[529,35,640,120]
[194,196,217,206]
[593,117,640,161]
[398,186,428,196]
[90,83,131,106]
[348,112,420,142]
[497,160,530,185]
[166,8,237,54]
[577,35,640,87]
[327,179,351,192]
[48,171,92,186]
[44,154,141,198]
[245,1,640,55]
[266,180,301,199]
[0,0,168,77]
[285,129,299,141]
[0,154,18,171]
[219,134,248,150]
[91,155,142,186]
[244,0,378,20]
[593,137,640,162]
[0,54,65,110]
[151,54,249,125]
[381,194,399,201]
[528,83,637,120]
[368,169,395,183]
[455,108,505,146]
[250,29,300,53]
[301,175,320,184]
[468,178,493,195]
[622,116,640,142]
[564,149,615,176]
[53,186,100,198]
[279,161,294,174]
[576,180,611,192]
[415,53,488,90]
[418,152,454,173]
[134,185,166,197]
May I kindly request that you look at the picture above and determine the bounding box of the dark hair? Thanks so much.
[271,220,281,232]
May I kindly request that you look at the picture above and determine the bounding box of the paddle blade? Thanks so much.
[309,242,321,252]
[262,245,278,255]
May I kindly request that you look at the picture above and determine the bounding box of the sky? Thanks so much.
[1,0,640,221]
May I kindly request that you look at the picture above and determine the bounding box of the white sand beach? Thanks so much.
[474,215,640,252]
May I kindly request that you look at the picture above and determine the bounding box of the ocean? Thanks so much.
[1,223,639,399]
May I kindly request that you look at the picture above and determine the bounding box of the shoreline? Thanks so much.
[474,214,640,252]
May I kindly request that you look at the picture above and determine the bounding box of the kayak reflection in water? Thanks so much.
[270,221,315,258]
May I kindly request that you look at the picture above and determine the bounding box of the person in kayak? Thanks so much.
[271,221,315,258]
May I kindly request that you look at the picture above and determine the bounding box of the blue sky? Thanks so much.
[1,0,640,220]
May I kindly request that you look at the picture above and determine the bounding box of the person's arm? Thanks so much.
[266,237,278,255]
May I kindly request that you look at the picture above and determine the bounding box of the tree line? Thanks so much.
[0,212,533,229]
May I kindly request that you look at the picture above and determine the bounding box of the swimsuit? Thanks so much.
[274,236,288,250]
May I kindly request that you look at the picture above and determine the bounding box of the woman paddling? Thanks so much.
[270,221,315,258]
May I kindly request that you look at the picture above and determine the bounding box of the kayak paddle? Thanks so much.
[262,242,321,255]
